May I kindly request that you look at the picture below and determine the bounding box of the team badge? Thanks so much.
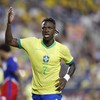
[43,55,49,62]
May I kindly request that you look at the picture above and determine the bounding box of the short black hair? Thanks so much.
[42,18,56,25]
[0,44,11,52]
[42,18,59,34]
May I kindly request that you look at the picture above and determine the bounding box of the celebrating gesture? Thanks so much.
[5,7,76,100]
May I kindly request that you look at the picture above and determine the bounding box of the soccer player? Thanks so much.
[0,44,19,100]
[5,7,76,100]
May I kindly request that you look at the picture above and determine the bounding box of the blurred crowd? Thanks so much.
[0,0,100,100]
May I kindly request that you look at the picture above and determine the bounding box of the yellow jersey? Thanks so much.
[18,37,73,94]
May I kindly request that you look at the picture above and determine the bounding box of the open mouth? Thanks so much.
[44,34,50,38]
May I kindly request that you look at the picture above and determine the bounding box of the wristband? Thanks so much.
[63,74,70,81]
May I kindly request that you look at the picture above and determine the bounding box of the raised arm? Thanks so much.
[5,7,19,47]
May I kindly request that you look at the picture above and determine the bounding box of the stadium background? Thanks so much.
[0,0,100,100]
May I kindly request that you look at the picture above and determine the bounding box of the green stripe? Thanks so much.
[18,38,22,49]
[67,59,74,65]
[41,40,56,49]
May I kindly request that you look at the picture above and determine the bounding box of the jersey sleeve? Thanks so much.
[60,45,74,65]
[18,38,30,49]
[18,37,36,50]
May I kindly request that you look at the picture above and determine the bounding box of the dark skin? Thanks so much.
[5,7,76,92]
[41,21,55,47]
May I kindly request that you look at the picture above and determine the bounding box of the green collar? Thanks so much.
[41,40,56,48]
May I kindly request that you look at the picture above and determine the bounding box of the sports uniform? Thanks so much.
[18,37,73,99]
[1,57,19,100]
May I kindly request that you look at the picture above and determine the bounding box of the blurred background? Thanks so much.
[0,0,100,100]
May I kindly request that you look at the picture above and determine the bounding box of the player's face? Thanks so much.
[42,21,55,41]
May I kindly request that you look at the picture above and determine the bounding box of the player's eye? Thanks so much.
[48,27,52,29]
[42,27,45,29]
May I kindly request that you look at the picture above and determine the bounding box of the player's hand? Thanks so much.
[55,78,67,91]
[8,7,14,24]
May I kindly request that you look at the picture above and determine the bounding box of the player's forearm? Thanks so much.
[63,61,76,81]
[5,23,18,47]
[5,23,13,44]
[67,61,76,77]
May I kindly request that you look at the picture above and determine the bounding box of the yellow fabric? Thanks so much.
[19,37,73,94]
[44,0,57,8]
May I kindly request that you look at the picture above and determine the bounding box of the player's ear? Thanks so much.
[55,30,59,35]
[54,30,56,34]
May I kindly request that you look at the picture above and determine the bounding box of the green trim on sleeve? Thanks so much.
[18,38,22,49]
[67,59,74,66]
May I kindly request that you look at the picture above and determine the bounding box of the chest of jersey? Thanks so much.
[28,42,60,65]
[24,40,61,75]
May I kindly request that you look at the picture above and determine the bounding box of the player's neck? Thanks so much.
[43,39,54,47]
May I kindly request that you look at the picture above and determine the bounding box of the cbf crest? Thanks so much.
[43,55,49,62]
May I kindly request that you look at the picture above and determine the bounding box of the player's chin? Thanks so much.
[43,37,50,41]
